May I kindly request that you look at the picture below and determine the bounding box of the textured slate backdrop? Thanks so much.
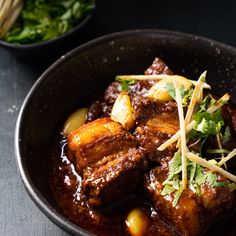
[0,0,236,235]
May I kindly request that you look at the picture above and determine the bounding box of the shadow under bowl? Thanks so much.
[15,29,236,235]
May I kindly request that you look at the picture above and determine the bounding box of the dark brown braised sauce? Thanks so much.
[50,58,236,236]
[51,137,176,236]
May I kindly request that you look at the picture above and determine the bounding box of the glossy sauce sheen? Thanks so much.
[50,136,236,236]
[50,58,236,235]
[50,137,176,235]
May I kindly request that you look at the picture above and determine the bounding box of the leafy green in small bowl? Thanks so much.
[4,0,95,45]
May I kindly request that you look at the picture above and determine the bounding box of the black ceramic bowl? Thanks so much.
[0,1,95,59]
[15,29,236,235]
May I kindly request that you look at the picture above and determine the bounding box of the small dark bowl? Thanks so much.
[15,29,236,235]
[0,1,95,59]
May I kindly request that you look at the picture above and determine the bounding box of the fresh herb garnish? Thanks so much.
[215,182,236,189]
[163,152,182,184]
[193,109,224,137]
[116,71,236,206]
[157,72,235,207]
[163,82,193,107]
[162,151,205,206]
[189,108,225,154]
[182,88,194,107]
[161,184,174,196]
[205,172,218,186]
[4,0,95,44]
[172,186,184,207]
[163,82,184,100]
[198,95,216,113]
[205,172,236,189]
[116,78,135,92]
[161,150,236,206]
[207,149,230,154]
[223,126,231,144]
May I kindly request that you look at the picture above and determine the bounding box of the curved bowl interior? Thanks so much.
[15,29,236,235]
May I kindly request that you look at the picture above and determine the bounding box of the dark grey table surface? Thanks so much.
[1,0,236,235]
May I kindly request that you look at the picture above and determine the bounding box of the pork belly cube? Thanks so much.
[82,148,147,207]
[134,97,179,162]
[132,96,178,125]
[135,123,178,163]
[145,164,236,236]
[67,118,137,172]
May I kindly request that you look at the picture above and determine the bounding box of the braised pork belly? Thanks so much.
[51,58,236,236]
[83,148,147,207]
[145,158,236,236]
[67,118,137,172]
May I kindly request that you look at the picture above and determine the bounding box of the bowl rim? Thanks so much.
[0,0,95,49]
[15,29,236,235]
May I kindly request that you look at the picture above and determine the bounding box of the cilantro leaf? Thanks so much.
[205,172,218,187]
[215,182,236,189]
[162,151,205,205]
[205,173,236,189]
[4,0,95,44]
[116,78,135,92]
[164,151,182,183]
[196,117,209,134]
[170,151,182,175]
[161,185,174,196]
[120,80,135,92]
[193,109,224,137]
[189,161,197,182]
[172,186,184,207]
[172,177,180,190]
[194,164,205,186]
[223,126,231,144]
[121,81,129,92]
[163,82,190,106]
[199,95,216,113]
[163,82,176,100]
[182,88,194,107]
